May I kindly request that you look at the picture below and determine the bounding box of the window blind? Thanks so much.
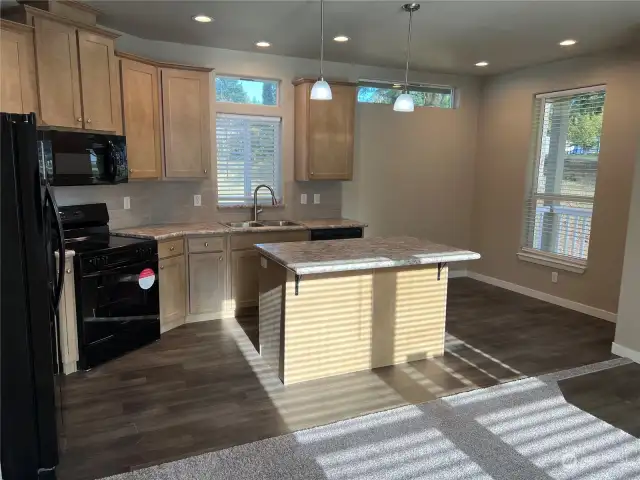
[216,113,282,205]
[521,86,606,264]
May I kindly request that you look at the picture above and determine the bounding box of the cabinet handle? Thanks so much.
[129,168,134,173]
[76,117,82,122]
[86,118,92,124]
[65,268,71,274]
[170,246,175,251]
[310,171,314,175]
[204,242,209,247]
[204,169,208,173]
[160,265,164,270]
[219,256,223,261]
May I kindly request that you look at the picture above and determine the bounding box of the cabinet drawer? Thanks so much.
[187,236,225,253]
[158,238,184,259]
[231,231,309,250]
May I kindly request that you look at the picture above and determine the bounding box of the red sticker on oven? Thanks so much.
[138,268,155,290]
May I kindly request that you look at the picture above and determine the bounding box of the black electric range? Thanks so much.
[59,203,160,370]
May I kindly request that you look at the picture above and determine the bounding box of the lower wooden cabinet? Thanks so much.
[231,249,261,309]
[159,254,186,333]
[188,251,227,316]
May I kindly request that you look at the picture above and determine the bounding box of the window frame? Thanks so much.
[215,113,283,207]
[356,79,455,109]
[215,74,280,107]
[518,84,607,273]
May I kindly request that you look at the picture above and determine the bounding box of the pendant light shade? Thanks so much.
[311,0,332,100]
[395,3,420,113]
[311,79,332,100]
[393,93,414,112]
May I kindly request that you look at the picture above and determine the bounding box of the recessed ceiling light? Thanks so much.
[559,39,577,46]
[192,14,213,23]
[255,41,271,48]
[333,35,350,42]
[475,61,489,67]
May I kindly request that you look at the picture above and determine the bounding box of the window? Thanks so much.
[519,86,606,272]
[216,114,282,206]
[215,76,278,106]
[357,81,454,108]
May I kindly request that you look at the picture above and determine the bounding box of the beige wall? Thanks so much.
[342,83,481,273]
[614,135,640,354]
[471,50,640,314]
[55,32,475,229]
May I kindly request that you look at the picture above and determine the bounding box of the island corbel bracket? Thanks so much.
[295,274,302,295]
[437,262,447,281]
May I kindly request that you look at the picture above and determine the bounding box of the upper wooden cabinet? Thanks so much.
[294,79,356,181]
[119,57,162,179]
[0,20,38,116]
[161,68,211,178]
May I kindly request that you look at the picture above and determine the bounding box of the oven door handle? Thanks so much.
[82,259,157,277]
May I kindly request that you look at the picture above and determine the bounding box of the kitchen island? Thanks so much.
[255,237,480,385]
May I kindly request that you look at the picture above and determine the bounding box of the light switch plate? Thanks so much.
[551,271,558,283]
[194,194,202,207]
[313,194,320,204]
[123,196,131,210]
[300,193,307,205]
[261,257,267,269]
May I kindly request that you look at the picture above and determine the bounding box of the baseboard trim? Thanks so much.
[467,271,617,323]
[612,342,640,363]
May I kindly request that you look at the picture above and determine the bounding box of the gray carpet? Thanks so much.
[103,357,639,480]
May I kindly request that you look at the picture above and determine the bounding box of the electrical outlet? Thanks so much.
[313,194,320,204]
[551,271,558,283]
[300,193,307,205]
[123,196,131,210]
[194,194,202,207]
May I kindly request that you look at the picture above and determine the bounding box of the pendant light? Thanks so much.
[310,0,332,100]
[394,3,420,112]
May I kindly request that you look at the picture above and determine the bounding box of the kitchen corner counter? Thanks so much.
[297,218,368,229]
[112,223,230,240]
[255,236,480,275]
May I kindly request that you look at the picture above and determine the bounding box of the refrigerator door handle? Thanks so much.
[45,184,65,310]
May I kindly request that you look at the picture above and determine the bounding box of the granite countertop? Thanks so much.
[298,219,368,229]
[112,222,230,240]
[254,236,481,275]
[112,218,367,240]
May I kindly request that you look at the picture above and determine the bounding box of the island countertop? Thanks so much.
[254,236,480,275]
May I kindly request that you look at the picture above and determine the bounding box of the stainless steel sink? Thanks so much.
[259,220,301,227]
[223,221,265,228]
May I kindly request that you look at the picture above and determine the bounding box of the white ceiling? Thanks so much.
[87,1,640,75]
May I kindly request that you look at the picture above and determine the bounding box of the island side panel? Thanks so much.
[371,264,448,368]
[258,256,288,381]
[283,268,374,385]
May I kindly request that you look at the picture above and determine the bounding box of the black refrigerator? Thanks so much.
[1,113,66,479]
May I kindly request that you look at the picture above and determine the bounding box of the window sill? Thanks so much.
[217,203,286,210]
[516,249,586,274]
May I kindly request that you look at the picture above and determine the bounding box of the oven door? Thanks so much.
[77,259,159,369]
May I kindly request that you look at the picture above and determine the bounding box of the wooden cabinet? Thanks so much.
[77,30,119,131]
[58,256,79,375]
[161,68,211,178]
[231,249,261,309]
[188,252,227,316]
[294,79,356,181]
[119,57,162,179]
[28,8,119,130]
[0,20,38,115]
[159,254,186,333]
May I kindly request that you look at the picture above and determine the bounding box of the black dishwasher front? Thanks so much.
[309,227,363,241]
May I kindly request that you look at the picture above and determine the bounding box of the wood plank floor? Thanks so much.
[56,278,618,480]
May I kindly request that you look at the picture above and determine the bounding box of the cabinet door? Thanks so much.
[120,59,162,179]
[188,252,226,315]
[33,17,82,128]
[0,23,38,115]
[231,249,260,309]
[161,68,211,178]
[308,84,355,180]
[77,31,119,132]
[159,255,186,333]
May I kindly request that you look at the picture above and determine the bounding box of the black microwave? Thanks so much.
[38,130,127,186]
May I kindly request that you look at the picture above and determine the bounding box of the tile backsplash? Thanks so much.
[53,180,342,229]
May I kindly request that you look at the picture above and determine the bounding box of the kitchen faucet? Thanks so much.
[253,184,278,222]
